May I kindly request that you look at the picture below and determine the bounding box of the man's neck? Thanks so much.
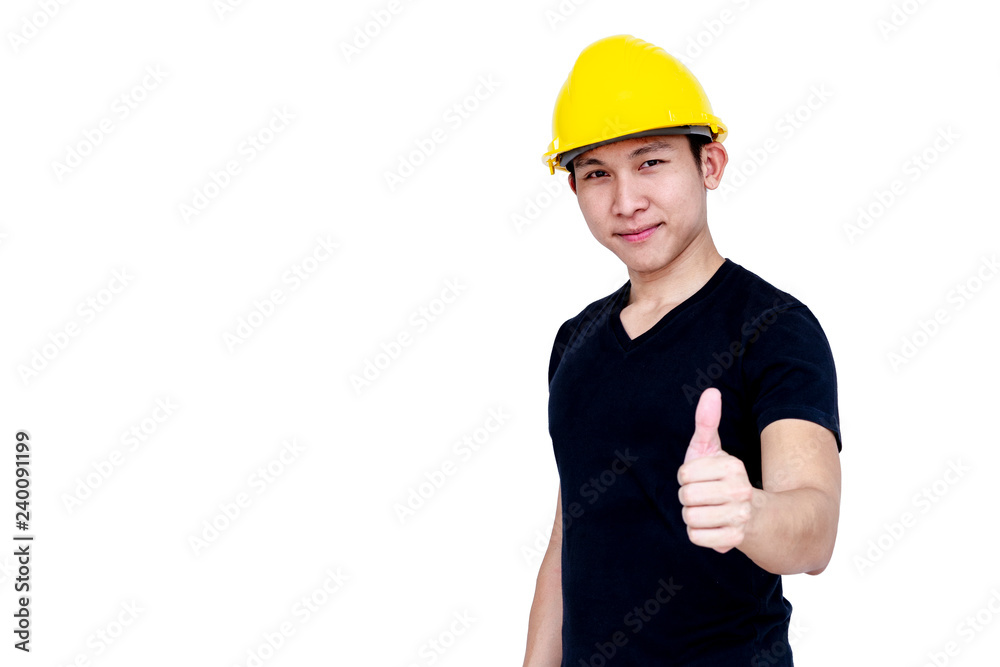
[626,246,725,310]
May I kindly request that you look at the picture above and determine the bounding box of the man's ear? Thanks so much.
[568,172,576,194]
[701,141,728,190]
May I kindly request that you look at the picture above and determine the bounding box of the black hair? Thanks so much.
[567,134,712,179]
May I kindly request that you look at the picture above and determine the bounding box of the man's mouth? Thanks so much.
[618,223,661,243]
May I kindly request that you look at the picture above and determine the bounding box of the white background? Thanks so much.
[2,0,998,665]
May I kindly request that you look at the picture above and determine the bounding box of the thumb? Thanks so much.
[684,388,723,463]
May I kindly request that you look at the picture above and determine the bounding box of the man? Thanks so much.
[522,35,842,666]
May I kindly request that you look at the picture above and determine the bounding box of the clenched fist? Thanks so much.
[677,387,755,554]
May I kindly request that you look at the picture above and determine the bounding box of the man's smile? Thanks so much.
[618,222,663,243]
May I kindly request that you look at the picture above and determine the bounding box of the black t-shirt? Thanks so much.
[547,257,842,666]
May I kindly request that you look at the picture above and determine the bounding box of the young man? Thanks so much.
[522,35,842,666]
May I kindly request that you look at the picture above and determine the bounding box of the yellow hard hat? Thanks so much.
[542,34,727,175]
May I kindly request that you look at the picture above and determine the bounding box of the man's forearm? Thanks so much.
[522,546,562,667]
[738,486,839,575]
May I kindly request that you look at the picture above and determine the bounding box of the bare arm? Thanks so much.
[679,388,842,576]
[739,418,842,575]
[522,486,563,667]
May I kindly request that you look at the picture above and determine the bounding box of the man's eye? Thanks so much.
[642,159,665,168]
[584,170,607,179]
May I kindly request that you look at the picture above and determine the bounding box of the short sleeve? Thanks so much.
[741,303,842,451]
[548,320,573,388]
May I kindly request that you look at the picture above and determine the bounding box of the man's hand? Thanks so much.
[677,387,755,554]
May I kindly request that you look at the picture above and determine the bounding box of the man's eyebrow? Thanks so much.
[574,140,677,170]
[628,140,677,159]
[574,155,605,169]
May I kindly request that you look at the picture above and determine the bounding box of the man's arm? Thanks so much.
[679,389,841,575]
[522,486,563,667]
[740,418,841,575]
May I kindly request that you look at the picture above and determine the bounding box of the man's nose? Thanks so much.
[611,173,648,217]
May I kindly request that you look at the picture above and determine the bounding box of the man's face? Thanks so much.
[568,135,726,277]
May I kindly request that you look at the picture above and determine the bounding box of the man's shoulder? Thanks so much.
[724,260,836,367]
[722,259,810,320]
[547,281,626,360]
[559,280,627,330]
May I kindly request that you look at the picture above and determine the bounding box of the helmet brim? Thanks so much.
[557,125,716,173]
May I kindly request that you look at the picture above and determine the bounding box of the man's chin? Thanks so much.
[619,257,670,277]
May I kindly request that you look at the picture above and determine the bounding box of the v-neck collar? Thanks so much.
[610,258,734,353]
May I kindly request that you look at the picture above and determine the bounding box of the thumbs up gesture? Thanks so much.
[677,388,755,554]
